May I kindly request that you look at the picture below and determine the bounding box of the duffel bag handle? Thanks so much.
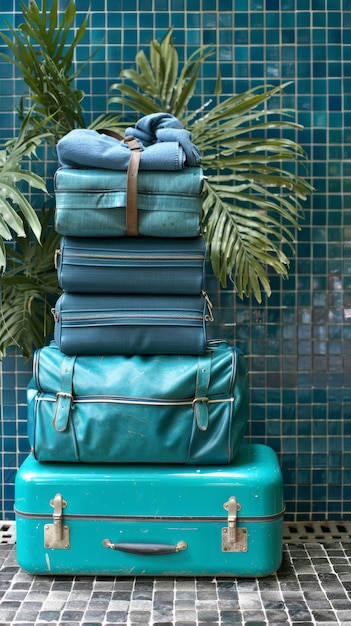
[102,538,187,555]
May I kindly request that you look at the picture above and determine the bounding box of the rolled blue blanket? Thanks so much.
[57,113,201,170]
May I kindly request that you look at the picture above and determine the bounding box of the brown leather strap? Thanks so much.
[96,128,124,141]
[125,135,142,236]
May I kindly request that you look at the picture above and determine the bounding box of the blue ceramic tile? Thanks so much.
[266,0,279,8]
[235,13,248,28]
[250,30,264,46]
[202,14,216,29]
[219,0,234,8]
[235,0,248,8]
[250,12,264,31]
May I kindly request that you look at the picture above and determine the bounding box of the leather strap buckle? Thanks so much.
[53,392,73,432]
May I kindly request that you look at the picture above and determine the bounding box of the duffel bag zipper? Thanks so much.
[52,292,214,323]
[37,394,233,408]
[37,393,233,434]
[55,249,204,268]
[52,311,205,323]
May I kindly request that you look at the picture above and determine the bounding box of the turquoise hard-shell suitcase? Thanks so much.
[15,444,285,577]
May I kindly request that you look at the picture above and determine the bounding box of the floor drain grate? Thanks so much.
[0,522,16,545]
[283,521,351,544]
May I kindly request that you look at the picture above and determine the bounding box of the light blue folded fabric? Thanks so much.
[56,113,201,170]
[124,112,201,167]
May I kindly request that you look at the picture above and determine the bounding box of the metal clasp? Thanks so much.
[192,397,209,431]
[51,307,59,322]
[52,392,73,432]
[222,496,247,553]
[202,290,214,322]
[191,397,209,410]
[54,249,61,270]
[44,493,70,549]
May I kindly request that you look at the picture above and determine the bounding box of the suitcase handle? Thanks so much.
[102,539,187,555]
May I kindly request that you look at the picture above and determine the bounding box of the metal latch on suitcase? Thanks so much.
[222,496,247,552]
[44,493,70,549]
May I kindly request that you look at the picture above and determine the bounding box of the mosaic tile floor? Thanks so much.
[0,524,351,625]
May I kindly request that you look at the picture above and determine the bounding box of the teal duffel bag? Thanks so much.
[54,167,203,238]
[27,340,249,465]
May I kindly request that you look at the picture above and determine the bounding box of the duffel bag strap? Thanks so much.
[53,355,76,432]
[96,129,142,236]
[124,135,143,236]
[193,354,212,431]
[96,128,123,140]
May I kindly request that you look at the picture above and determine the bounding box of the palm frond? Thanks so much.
[106,29,312,301]
[0,0,91,143]
[202,180,292,301]
[109,27,213,123]
[0,205,61,359]
[0,111,51,272]
[88,113,125,135]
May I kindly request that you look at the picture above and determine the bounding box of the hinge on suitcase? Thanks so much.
[44,493,70,549]
[222,496,248,553]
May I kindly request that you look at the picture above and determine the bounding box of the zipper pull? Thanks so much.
[51,308,59,323]
[202,290,214,322]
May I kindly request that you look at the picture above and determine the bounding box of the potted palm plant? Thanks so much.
[0,0,120,358]
[108,28,312,300]
[0,113,58,358]
[0,2,312,358]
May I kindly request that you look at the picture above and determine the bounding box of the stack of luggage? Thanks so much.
[15,115,285,577]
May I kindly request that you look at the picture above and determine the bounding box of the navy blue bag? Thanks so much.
[53,292,213,356]
[55,236,206,294]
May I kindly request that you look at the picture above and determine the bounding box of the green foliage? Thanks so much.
[0,0,122,143]
[0,11,313,358]
[109,28,215,123]
[0,0,121,358]
[191,86,311,298]
[0,205,61,359]
[109,29,313,301]
[0,0,87,143]
[0,111,49,272]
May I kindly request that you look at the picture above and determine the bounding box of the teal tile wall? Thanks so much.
[0,0,350,521]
